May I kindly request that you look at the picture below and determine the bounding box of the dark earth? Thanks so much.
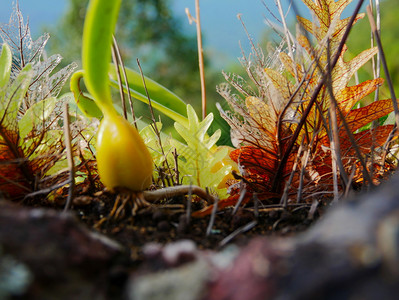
[1,173,399,299]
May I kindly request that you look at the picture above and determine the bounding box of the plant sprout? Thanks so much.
[81,0,153,192]
[70,0,236,220]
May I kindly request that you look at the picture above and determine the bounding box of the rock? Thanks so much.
[205,173,399,300]
[0,247,32,298]
[127,241,239,300]
[0,200,124,300]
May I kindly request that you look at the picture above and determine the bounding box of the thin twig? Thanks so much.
[280,136,305,207]
[206,196,219,236]
[367,5,399,127]
[367,5,399,166]
[276,0,298,82]
[344,164,357,198]
[24,179,71,200]
[112,36,137,128]
[219,220,257,247]
[63,102,75,212]
[173,149,180,186]
[136,59,172,177]
[297,134,314,203]
[186,1,207,119]
[326,39,347,197]
[307,199,319,220]
[195,0,206,120]
[333,99,375,187]
[137,59,159,134]
[232,188,247,215]
[369,0,381,180]
[111,39,127,120]
[186,183,193,226]
[369,0,381,103]
[0,173,31,192]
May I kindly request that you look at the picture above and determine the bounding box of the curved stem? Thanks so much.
[70,70,103,118]
[82,0,121,113]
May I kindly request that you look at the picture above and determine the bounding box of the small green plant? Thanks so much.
[80,0,153,192]
[171,104,231,197]
[0,4,79,199]
[72,0,236,207]
[140,105,234,198]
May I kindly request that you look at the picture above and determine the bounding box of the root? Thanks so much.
[143,185,217,204]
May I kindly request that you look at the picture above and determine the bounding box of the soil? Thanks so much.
[58,188,322,264]
[3,177,399,300]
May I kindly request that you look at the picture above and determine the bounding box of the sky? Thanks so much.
[0,0,302,67]
[0,0,367,66]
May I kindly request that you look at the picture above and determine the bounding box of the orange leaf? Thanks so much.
[344,99,395,133]
[191,194,248,218]
[332,47,378,93]
[192,191,280,217]
[340,125,395,157]
[337,78,384,114]
[230,147,277,181]
[0,145,32,198]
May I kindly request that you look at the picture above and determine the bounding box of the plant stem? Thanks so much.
[82,0,121,115]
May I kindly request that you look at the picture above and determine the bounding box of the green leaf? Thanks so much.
[19,97,57,139]
[108,65,188,126]
[204,129,221,150]
[140,122,171,167]
[0,43,12,89]
[170,104,232,195]
[44,158,69,176]
[0,64,33,125]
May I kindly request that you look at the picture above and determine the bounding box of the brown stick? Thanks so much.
[63,102,75,212]
[366,5,399,127]
[195,0,207,120]
[143,185,217,203]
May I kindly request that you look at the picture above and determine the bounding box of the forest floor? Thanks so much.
[68,189,322,263]
[2,180,398,300]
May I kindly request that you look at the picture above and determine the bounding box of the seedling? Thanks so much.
[81,0,154,194]
[78,0,230,218]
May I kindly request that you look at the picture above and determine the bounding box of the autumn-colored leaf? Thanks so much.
[344,99,395,133]
[341,125,395,157]
[191,190,280,218]
[195,0,396,217]
[0,145,32,197]
[337,78,384,114]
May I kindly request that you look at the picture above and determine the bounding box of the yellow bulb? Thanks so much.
[96,112,153,192]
